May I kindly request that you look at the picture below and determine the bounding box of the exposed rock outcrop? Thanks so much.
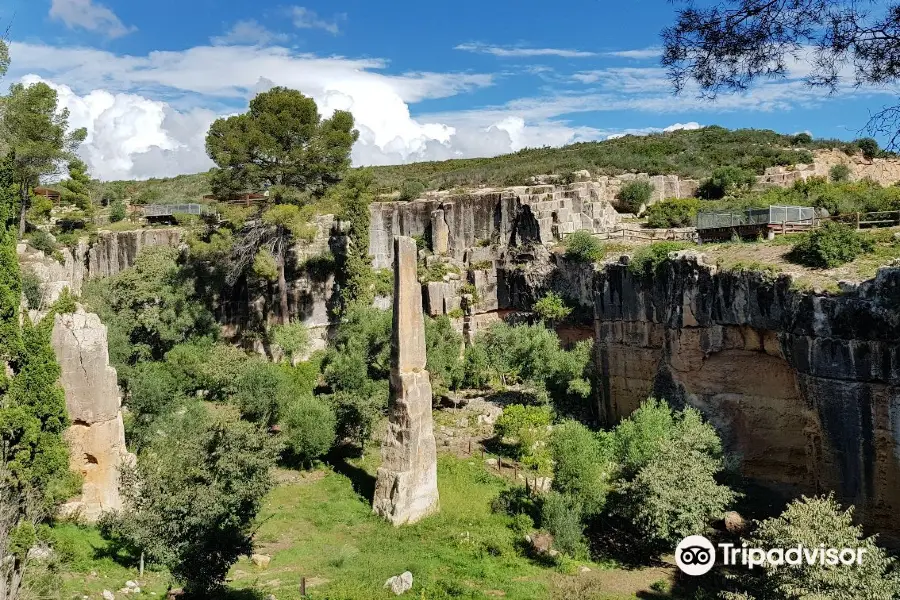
[369,182,624,269]
[51,309,133,521]
[594,254,900,542]
[373,236,440,525]
[87,228,183,279]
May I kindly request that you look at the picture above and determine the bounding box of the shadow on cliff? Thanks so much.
[325,444,376,503]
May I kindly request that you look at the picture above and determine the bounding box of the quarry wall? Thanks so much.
[593,253,900,541]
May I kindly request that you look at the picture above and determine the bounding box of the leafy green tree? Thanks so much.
[532,291,572,326]
[0,156,21,360]
[645,198,701,228]
[856,137,880,160]
[59,158,92,212]
[270,321,310,363]
[698,166,756,199]
[789,221,874,268]
[605,398,736,552]
[398,179,426,201]
[495,404,553,471]
[550,421,610,517]
[2,318,80,512]
[564,230,604,262]
[82,247,218,363]
[739,495,900,600]
[206,87,358,324]
[335,169,376,310]
[109,201,127,223]
[540,491,587,558]
[424,315,464,397]
[280,396,336,465]
[617,180,655,213]
[830,163,852,183]
[100,404,277,597]
[1,82,86,235]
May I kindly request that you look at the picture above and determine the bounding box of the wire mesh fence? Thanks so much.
[696,206,815,230]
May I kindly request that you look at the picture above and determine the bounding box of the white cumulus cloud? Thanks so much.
[455,43,597,58]
[290,7,345,35]
[49,0,135,38]
[211,20,290,46]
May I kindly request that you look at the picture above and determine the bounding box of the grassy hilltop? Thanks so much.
[92,126,863,204]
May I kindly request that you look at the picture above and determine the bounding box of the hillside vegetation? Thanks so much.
[91,127,870,203]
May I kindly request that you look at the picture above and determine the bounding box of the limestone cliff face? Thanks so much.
[594,254,900,540]
[87,228,183,279]
[51,309,133,522]
[370,182,623,269]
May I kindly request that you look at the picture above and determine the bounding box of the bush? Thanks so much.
[280,396,336,464]
[532,291,572,324]
[627,242,690,276]
[550,421,609,516]
[644,198,701,228]
[740,494,900,599]
[540,491,587,558]
[791,132,812,144]
[270,321,310,362]
[829,163,851,183]
[617,180,654,213]
[109,200,127,223]
[27,230,56,256]
[21,268,44,310]
[28,195,53,223]
[100,405,277,596]
[605,399,737,551]
[564,230,604,262]
[698,166,756,199]
[495,404,553,471]
[856,137,879,160]
[789,221,874,268]
[398,179,426,201]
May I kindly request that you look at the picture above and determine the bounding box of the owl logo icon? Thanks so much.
[676,535,716,576]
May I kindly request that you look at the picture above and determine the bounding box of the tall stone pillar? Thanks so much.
[51,309,133,522]
[431,209,450,255]
[372,236,440,525]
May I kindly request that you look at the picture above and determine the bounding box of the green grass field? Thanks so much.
[57,453,674,600]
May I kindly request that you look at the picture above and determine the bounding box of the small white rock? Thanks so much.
[384,571,414,595]
[126,581,138,589]
[102,591,115,600]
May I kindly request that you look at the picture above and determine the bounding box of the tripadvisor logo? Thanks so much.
[675,535,869,576]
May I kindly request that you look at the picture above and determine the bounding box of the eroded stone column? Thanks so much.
[372,236,440,525]
[51,309,133,522]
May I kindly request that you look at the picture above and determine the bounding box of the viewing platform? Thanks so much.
[697,206,816,242]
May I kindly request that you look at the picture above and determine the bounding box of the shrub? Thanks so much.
[617,180,654,213]
[605,399,737,551]
[645,198,701,228]
[540,491,587,558]
[27,230,56,256]
[21,268,44,310]
[398,179,426,201]
[550,421,609,516]
[627,241,690,276]
[698,166,756,199]
[791,132,812,144]
[789,221,874,268]
[856,137,879,160]
[100,405,277,596]
[280,396,337,464]
[564,230,604,262]
[109,201,127,223]
[495,404,553,471]
[27,195,53,223]
[740,494,900,599]
[532,291,572,324]
[270,321,310,362]
[829,163,851,183]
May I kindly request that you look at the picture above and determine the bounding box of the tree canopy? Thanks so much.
[0,82,86,235]
[206,86,358,199]
[662,0,900,148]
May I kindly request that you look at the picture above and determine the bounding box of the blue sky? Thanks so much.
[3,0,895,180]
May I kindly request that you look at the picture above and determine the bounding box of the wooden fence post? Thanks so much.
[856,212,861,229]
[301,577,307,596]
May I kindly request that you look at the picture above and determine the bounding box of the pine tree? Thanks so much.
[59,158,93,212]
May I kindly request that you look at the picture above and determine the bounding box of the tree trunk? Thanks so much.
[276,237,290,326]
[17,184,27,238]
